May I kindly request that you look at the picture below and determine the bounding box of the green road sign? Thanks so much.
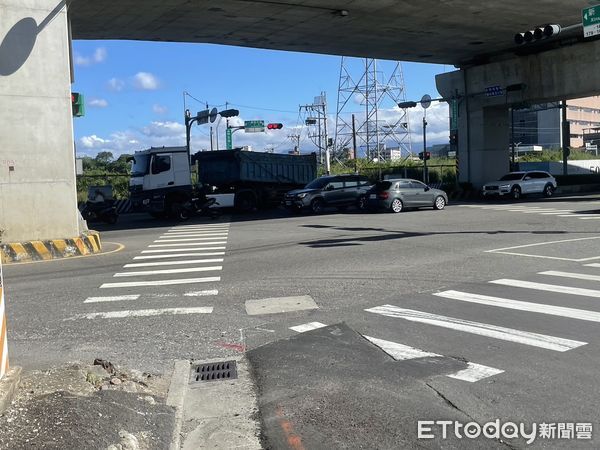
[583,6,600,38]
[450,99,458,131]
[244,120,265,133]
[226,128,233,150]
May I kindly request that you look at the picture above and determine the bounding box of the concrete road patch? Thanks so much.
[245,295,318,315]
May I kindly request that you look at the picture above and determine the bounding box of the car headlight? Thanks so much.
[297,193,307,199]
[499,184,510,189]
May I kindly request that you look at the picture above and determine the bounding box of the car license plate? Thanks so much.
[369,194,376,199]
[285,201,292,206]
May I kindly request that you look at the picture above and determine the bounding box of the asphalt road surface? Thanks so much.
[4,195,600,448]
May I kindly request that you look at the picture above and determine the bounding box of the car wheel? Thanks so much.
[390,198,403,213]
[433,196,446,210]
[511,186,522,200]
[543,183,554,197]
[311,198,324,214]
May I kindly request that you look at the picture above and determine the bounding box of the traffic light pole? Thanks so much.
[423,111,428,184]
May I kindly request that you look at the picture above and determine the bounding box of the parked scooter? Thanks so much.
[175,195,221,221]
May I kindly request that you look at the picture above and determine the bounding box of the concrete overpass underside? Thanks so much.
[0,0,598,242]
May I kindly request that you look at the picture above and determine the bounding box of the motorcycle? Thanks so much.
[81,201,119,224]
[175,195,221,221]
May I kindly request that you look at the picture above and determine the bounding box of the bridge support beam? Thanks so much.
[436,39,600,188]
[0,0,79,243]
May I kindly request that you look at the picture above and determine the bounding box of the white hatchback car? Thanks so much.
[482,171,557,200]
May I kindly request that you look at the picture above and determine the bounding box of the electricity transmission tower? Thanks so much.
[299,92,330,173]
[335,58,412,162]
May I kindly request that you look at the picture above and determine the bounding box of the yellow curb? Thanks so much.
[30,241,52,260]
[1,231,104,263]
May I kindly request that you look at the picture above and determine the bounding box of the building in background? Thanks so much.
[512,96,600,150]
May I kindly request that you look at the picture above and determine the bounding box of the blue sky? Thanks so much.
[72,40,451,157]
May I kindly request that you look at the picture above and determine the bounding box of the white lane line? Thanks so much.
[100,277,220,288]
[364,336,503,382]
[486,236,600,253]
[585,263,600,268]
[289,322,327,333]
[75,307,214,320]
[114,266,222,277]
[84,295,140,303]
[539,270,600,283]
[161,233,229,237]
[124,258,224,268]
[155,237,228,243]
[434,290,600,323]
[446,363,505,383]
[558,214,600,218]
[490,278,600,298]
[579,217,600,220]
[149,242,227,247]
[517,209,564,214]
[134,252,225,260]
[141,247,226,253]
[540,212,574,215]
[184,290,219,297]
[365,305,586,352]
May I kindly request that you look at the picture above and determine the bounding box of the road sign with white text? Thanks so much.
[244,120,264,133]
[583,6,600,38]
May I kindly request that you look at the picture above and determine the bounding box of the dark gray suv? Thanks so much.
[284,175,371,213]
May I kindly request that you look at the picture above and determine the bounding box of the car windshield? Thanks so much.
[499,173,524,181]
[304,178,330,189]
[130,155,150,177]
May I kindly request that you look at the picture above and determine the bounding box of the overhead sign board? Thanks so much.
[196,109,210,125]
[226,128,233,149]
[244,120,265,133]
[583,6,600,38]
[450,99,458,131]
[485,85,504,97]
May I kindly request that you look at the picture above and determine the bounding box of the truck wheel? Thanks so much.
[311,198,324,214]
[235,193,256,212]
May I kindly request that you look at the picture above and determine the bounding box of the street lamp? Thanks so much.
[398,95,432,184]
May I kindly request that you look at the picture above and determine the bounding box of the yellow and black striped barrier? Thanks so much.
[0,232,102,264]
[0,260,7,379]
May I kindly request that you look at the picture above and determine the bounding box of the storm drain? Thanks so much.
[190,360,238,383]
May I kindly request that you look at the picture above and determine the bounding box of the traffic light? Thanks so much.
[72,92,85,117]
[450,131,458,146]
[418,151,431,161]
[219,109,240,118]
[514,24,561,45]
[267,123,283,130]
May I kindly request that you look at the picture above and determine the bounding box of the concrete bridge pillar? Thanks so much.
[0,0,79,243]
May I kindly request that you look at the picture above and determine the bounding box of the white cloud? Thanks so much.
[88,98,108,108]
[132,72,160,90]
[107,77,125,92]
[79,135,110,149]
[142,121,185,138]
[74,47,107,66]
[93,47,107,63]
[152,104,168,114]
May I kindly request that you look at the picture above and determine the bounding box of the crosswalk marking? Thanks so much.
[155,237,228,243]
[490,278,600,298]
[539,270,600,283]
[364,336,504,382]
[184,290,219,297]
[84,295,140,303]
[114,266,222,277]
[585,263,600,268]
[434,290,600,323]
[161,233,229,237]
[365,305,586,352]
[289,322,327,333]
[141,247,226,253]
[124,258,224,268]
[579,217,600,220]
[170,225,229,230]
[148,242,227,247]
[558,214,600,218]
[133,252,225,260]
[75,307,214,320]
[100,277,220,288]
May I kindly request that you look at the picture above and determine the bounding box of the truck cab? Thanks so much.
[129,147,193,216]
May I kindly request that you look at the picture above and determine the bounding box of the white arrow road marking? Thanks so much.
[365,305,586,352]
[434,290,600,323]
[100,277,220,288]
[490,278,600,298]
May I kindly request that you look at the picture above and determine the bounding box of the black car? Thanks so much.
[284,175,371,213]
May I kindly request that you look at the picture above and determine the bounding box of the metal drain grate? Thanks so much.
[190,360,238,383]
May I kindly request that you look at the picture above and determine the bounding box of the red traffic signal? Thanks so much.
[267,123,283,130]
[71,92,85,117]
[418,151,431,161]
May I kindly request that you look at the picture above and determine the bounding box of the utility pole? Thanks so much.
[288,133,301,154]
[321,92,331,175]
[561,99,570,175]
[352,114,358,173]
[423,112,428,184]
